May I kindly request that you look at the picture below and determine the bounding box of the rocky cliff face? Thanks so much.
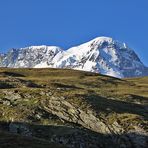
[0,53,6,66]
[0,37,147,78]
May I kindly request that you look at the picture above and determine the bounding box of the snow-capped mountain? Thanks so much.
[0,46,63,68]
[0,37,147,78]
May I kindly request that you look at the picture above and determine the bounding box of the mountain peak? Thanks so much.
[92,36,113,42]
[0,37,147,78]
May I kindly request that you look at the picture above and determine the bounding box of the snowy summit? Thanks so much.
[0,37,147,78]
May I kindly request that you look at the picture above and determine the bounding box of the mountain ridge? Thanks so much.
[0,37,147,78]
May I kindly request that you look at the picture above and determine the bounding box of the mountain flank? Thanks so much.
[0,68,148,148]
[0,37,147,78]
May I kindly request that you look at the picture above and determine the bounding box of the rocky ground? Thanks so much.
[0,68,147,148]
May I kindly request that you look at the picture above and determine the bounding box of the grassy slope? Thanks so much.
[0,68,147,147]
[0,68,147,121]
[0,130,65,148]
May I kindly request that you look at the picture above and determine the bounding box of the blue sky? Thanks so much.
[0,0,148,66]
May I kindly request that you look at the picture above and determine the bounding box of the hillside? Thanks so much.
[0,68,148,148]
